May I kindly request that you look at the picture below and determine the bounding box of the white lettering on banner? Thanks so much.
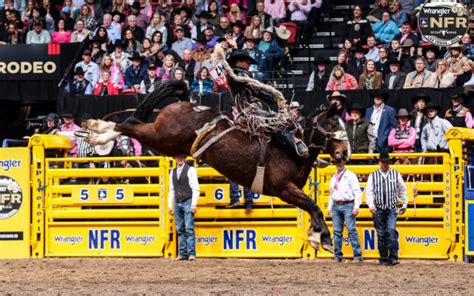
[54,235,84,246]
[196,236,218,246]
[0,61,57,74]
[124,235,156,246]
[0,159,22,172]
[405,236,439,246]
[261,235,293,246]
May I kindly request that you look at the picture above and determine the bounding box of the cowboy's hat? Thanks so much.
[448,42,464,50]
[289,101,304,109]
[374,151,394,163]
[422,44,441,57]
[395,108,412,119]
[313,56,330,66]
[401,39,414,48]
[410,93,432,105]
[275,25,291,40]
[262,26,274,35]
[227,50,258,66]
[348,102,366,117]
[422,102,441,115]
[327,91,347,103]
[94,140,115,156]
[370,90,390,101]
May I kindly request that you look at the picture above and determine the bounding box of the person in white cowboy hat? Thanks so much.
[275,25,291,41]
[256,26,284,70]
[289,101,305,126]
[447,42,469,76]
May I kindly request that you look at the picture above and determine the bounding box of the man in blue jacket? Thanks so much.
[257,27,284,71]
[365,91,397,153]
[124,52,148,91]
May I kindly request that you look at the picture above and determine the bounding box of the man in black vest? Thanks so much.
[444,93,473,128]
[366,151,407,266]
[178,49,200,87]
[65,68,93,95]
[139,64,161,94]
[168,155,200,260]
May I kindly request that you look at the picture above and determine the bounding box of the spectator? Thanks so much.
[367,0,390,23]
[191,10,211,40]
[456,60,474,87]
[124,52,147,90]
[111,39,132,73]
[157,54,175,81]
[421,102,453,153]
[170,14,190,40]
[384,57,406,90]
[207,1,223,26]
[398,39,415,73]
[461,33,474,59]
[214,16,231,36]
[70,19,91,42]
[45,113,61,135]
[62,0,80,20]
[191,67,214,94]
[403,57,437,89]
[5,23,23,44]
[347,45,366,80]
[94,26,111,51]
[434,59,456,88]
[77,4,96,31]
[251,1,272,30]
[264,0,285,25]
[140,37,153,58]
[21,0,35,22]
[65,67,93,95]
[191,36,212,64]
[179,49,201,86]
[358,59,383,90]
[366,151,407,266]
[74,49,100,87]
[193,24,219,49]
[306,56,330,92]
[394,22,419,46]
[227,3,246,25]
[101,54,124,89]
[256,27,283,70]
[39,0,59,32]
[59,113,81,158]
[346,103,369,153]
[398,0,416,17]
[388,108,416,153]
[390,1,407,27]
[123,28,142,54]
[27,7,45,30]
[151,30,169,53]
[326,158,363,263]
[128,1,148,30]
[289,101,305,126]
[375,47,390,76]
[422,45,440,72]
[342,39,354,60]
[91,40,106,65]
[445,93,473,128]
[365,36,380,62]
[244,15,262,39]
[372,11,399,44]
[331,51,349,72]
[26,19,51,44]
[168,154,200,261]
[410,94,430,152]
[85,0,104,22]
[172,26,193,57]
[140,63,160,94]
[145,12,167,41]
[326,65,358,91]
[171,67,189,88]
[244,37,268,81]
[102,13,121,43]
[388,39,402,59]
[227,20,246,49]
[447,43,469,76]
[327,91,349,120]
[93,70,120,95]
[365,91,397,153]
[124,14,145,43]
[288,0,311,44]
[346,5,372,45]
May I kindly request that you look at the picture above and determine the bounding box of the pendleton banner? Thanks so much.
[0,44,61,80]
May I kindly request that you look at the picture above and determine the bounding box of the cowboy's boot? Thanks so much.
[296,142,309,158]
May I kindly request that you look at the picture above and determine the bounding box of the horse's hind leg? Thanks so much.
[280,183,333,254]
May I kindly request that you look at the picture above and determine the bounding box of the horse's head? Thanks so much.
[305,102,351,163]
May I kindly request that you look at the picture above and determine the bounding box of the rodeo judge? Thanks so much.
[168,155,200,261]
[326,159,363,262]
[366,151,407,266]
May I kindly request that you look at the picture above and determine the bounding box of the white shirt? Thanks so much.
[168,164,200,208]
[328,169,362,211]
[365,169,408,209]
[370,104,384,136]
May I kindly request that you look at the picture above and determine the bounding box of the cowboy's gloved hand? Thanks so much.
[277,99,286,109]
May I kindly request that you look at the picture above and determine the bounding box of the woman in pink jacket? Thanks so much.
[326,65,358,91]
[388,108,416,153]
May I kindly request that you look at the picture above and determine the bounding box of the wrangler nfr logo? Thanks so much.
[0,176,23,219]
[418,1,469,46]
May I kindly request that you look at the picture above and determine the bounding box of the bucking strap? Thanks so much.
[192,126,236,159]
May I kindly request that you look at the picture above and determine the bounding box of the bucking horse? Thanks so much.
[83,57,351,254]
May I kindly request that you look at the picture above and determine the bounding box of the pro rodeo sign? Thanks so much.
[0,44,61,80]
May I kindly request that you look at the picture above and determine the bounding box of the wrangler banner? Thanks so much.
[0,44,61,80]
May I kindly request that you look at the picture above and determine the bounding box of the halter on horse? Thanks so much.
[83,80,350,253]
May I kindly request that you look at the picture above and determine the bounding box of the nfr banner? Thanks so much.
[0,44,61,80]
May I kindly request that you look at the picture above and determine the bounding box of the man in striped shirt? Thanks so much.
[366,151,407,266]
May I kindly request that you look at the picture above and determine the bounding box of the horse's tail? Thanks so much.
[133,80,190,122]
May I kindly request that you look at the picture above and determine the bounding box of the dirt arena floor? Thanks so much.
[2,258,472,295]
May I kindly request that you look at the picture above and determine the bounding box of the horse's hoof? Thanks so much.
[307,229,321,250]
[322,244,334,254]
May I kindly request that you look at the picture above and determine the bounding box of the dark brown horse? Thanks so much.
[83,80,350,253]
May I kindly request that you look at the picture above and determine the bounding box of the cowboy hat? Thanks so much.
[370,90,390,101]
[448,42,463,50]
[312,56,330,66]
[422,102,441,115]
[422,44,441,57]
[231,21,246,30]
[128,52,143,61]
[61,112,75,117]
[401,39,414,48]
[410,93,431,105]
[374,151,394,163]
[395,108,412,119]
[195,10,211,19]
[94,140,115,156]
[450,93,468,105]
[275,25,291,40]
[387,57,402,66]
[289,101,304,109]
[74,67,85,75]
[227,50,257,66]
[244,36,260,42]
[262,26,274,35]
[353,44,368,54]
[348,102,366,117]
[327,91,347,103]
